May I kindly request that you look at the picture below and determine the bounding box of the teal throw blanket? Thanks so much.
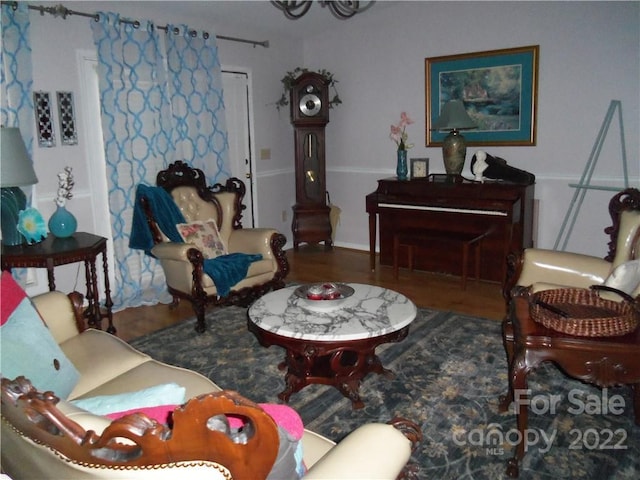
[129,184,262,297]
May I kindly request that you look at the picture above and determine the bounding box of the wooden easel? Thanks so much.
[554,100,629,250]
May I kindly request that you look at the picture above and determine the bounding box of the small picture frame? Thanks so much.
[410,158,429,179]
[33,91,55,147]
[57,91,78,145]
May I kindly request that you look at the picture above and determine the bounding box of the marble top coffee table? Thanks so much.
[248,283,417,409]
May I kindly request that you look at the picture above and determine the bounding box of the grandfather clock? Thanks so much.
[290,72,333,250]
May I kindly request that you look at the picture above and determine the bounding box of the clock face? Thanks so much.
[290,74,329,124]
[299,93,322,117]
[411,158,429,179]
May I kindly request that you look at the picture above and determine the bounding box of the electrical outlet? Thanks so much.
[281,210,288,222]
[260,148,271,160]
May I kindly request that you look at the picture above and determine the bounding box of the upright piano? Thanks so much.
[366,175,535,282]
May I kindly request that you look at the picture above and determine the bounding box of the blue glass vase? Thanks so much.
[48,205,77,238]
[396,149,408,181]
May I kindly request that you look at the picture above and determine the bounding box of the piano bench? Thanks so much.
[392,228,492,289]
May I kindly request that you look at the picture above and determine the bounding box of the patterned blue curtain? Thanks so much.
[165,25,230,183]
[91,13,175,309]
[1,2,34,285]
[91,13,230,310]
[1,2,33,160]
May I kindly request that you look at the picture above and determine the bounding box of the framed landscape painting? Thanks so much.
[425,45,539,146]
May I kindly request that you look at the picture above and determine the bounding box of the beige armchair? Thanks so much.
[503,188,640,304]
[136,161,289,332]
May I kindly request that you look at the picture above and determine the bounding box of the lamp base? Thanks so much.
[442,130,467,175]
[1,186,27,246]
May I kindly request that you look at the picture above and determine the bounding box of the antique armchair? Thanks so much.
[501,187,640,377]
[134,161,289,332]
[503,187,640,305]
[499,188,640,477]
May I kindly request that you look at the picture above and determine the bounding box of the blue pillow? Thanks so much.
[71,383,186,416]
[0,272,80,399]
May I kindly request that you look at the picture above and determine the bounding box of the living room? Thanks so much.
[2,3,639,478]
[9,0,639,300]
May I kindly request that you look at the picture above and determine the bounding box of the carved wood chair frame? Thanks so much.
[140,161,289,332]
[503,187,640,305]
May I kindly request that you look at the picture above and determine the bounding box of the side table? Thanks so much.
[499,288,639,477]
[1,232,115,334]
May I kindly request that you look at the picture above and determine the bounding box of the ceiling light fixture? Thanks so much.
[271,1,375,20]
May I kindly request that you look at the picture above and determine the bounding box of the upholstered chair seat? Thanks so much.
[503,188,640,303]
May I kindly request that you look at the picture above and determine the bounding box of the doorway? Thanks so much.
[222,69,256,227]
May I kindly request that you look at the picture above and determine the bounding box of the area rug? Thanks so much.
[130,306,639,479]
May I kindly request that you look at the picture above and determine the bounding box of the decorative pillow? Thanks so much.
[176,219,228,259]
[0,271,80,399]
[603,259,640,295]
[70,383,186,416]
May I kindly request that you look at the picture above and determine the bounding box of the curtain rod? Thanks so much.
[3,1,270,48]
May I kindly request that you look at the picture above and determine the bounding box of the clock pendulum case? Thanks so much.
[290,72,333,250]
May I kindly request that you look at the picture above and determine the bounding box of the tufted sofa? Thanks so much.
[0,286,421,479]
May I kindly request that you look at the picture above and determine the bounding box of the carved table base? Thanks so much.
[249,323,409,409]
[248,284,416,409]
[500,293,640,478]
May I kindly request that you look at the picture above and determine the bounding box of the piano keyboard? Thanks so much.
[378,202,508,217]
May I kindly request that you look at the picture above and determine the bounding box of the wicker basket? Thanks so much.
[530,286,639,337]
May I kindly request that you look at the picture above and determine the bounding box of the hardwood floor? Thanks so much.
[113,246,508,341]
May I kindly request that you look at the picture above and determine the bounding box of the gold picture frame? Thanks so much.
[425,45,539,146]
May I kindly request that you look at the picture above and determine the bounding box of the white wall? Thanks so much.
[22,0,639,296]
[25,1,304,294]
[304,1,639,254]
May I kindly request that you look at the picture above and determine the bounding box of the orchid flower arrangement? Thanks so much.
[55,166,74,208]
[389,112,414,151]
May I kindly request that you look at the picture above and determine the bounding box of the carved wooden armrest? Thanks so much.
[502,251,525,305]
[67,291,87,332]
[151,242,204,263]
[1,377,279,479]
[387,417,422,452]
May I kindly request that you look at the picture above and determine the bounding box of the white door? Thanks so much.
[222,70,255,227]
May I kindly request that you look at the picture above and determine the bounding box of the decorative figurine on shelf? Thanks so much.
[48,166,77,238]
[470,151,536,185]
[471,150,489,182]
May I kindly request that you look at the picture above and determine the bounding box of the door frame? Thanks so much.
[222,67,257,228]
